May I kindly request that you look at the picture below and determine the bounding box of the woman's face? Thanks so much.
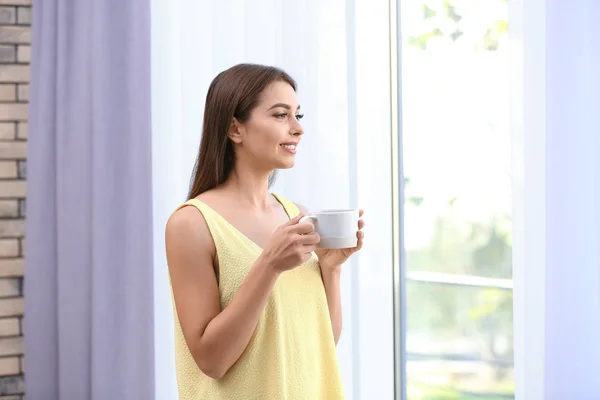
[230,81,304,171]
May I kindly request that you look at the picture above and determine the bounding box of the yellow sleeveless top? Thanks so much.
[170,194,345,400]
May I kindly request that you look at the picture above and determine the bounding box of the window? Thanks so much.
[399,0,513,398]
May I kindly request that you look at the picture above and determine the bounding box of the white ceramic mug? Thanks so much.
[299,209,359,249]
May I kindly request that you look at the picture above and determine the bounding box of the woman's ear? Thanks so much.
[228,118,243,144]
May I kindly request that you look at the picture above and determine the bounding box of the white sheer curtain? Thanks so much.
[151,0,395,399]
[511,0,600,399]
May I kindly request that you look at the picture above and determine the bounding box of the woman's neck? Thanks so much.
[220,168,274,210]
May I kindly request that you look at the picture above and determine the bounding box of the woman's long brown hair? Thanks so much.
[187,64,297,199]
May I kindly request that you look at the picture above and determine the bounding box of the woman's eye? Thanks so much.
[274,112,304,120]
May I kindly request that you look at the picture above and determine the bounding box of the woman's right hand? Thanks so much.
[259,214,321,272]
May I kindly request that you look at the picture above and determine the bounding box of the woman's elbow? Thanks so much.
[198,362,227,380]
[192,346,229,380]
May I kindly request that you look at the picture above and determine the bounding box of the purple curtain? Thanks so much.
[24,0,155,399]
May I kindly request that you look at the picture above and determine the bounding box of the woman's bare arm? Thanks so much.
[166,207,280,379]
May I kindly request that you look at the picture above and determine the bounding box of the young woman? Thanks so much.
[166,63,365,399]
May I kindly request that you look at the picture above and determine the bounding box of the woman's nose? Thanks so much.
[291,121,304,136]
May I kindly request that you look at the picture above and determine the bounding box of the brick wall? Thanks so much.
[0,0,30,398]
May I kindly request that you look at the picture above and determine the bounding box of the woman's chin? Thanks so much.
[275,160,295,170]
[271,153,294,168]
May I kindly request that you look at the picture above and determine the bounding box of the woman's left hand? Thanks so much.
[315,210,365,271]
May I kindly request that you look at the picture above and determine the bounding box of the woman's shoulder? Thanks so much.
[166,202,211,242]
[165,203,216,264]
[167,190,227,247]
